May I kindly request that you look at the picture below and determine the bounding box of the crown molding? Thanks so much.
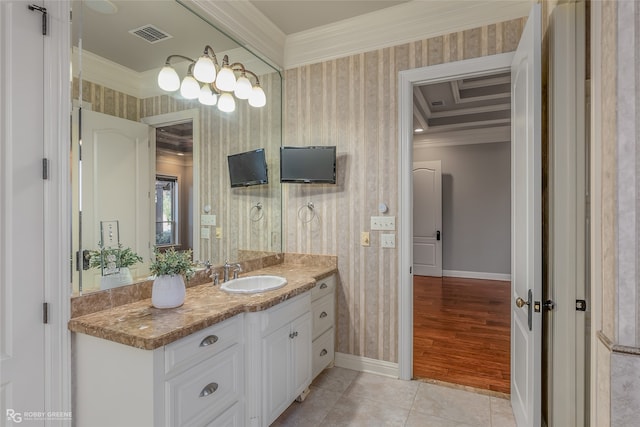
[284,0,532,69]
[413,126,510,148]
[186,0,285,71]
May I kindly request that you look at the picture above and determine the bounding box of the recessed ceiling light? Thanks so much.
[176,152,185,156]
[414,128,424,133]
[84,0,117,15]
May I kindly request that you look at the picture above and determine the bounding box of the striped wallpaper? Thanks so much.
[283,17,527,363]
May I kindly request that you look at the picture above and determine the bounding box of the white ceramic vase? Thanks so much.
[151,274,186,309]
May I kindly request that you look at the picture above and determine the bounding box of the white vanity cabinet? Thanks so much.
[245,292,312,427]
[311,274,336,378]
[75,315,244,427]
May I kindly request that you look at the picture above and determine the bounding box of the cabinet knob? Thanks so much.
[320,349,328,357]
[319,283,328,289]
[199,335,219,347]
[319,311,328,318]
[199,382,219,397]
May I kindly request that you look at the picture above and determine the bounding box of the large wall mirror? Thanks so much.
[71,0,282,295]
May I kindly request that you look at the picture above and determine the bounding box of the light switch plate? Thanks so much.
[381,234,396,248]
[200,227,210,239]
[361,231,370,247]
[201,214,216,226]
[371,216,395,231]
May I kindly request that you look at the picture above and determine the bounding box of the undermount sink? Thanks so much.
[220,275,287,294]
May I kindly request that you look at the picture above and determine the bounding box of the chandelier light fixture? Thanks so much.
[157,45,266,112]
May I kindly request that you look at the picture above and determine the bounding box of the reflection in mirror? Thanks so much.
[71,0,282,295]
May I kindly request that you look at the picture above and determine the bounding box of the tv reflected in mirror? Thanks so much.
[228,148,269,188]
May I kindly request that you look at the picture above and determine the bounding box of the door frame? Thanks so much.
[142,109,201,260]
[398,52,514,380]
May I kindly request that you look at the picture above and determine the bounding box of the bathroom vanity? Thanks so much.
[69,262,337,427]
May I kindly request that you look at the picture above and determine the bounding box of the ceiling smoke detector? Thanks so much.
[128,25,173,44]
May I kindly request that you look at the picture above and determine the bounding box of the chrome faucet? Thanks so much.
[223,261,243,282]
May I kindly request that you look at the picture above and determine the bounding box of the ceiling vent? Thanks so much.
[128,24,173,44]
[431,100,445,107]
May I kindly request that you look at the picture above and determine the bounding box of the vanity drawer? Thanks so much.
[165,315,242,375]
[165,344,242,427]
[312,292,334,339]
[312,328,335,378]
[311,274,336,302]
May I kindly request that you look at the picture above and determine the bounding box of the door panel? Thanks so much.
[77,110,151,291]
[413,161,442,276]
[510,5,542,426]
[0,1,46,422]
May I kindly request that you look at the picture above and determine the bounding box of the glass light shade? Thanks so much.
[157,66,180,92]
[234,76,252,99]
[215,66,236,92]
[198,85,217,106]
[248,85,266,108]
[193,55,216,83]
[180,75,200,99]
[217,92,236,112]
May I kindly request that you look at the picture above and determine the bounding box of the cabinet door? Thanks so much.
[291,312,312,398]
[262,324,292,425]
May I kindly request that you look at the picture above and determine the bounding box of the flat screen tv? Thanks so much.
[227,148,268,188]
[280,146,336,184]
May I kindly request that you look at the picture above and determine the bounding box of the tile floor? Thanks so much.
[272,367,517,427]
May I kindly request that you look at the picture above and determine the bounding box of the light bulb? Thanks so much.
[248,85,266,107]
[193,55,216,83]
[198,85,217,106]
[180,75,200,99]
[215,66,236,92]
[157,66,180,92]
[217,92,236,112]
[234,75,252,99]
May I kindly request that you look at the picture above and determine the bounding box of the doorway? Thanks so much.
[410,72,512,393]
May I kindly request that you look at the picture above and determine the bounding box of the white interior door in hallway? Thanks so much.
[412,160,442,277]
[1,1,46,422]
[510,5,542,426]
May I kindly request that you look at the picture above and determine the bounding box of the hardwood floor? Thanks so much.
[413,275,511,394]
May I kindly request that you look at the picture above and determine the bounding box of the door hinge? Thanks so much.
[409,266,412,274]
[42,158,49,180]
[576,299,587,311]
[27,4,48,35]
[43,302,49,324]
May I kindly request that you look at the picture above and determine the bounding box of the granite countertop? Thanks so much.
[68,263,337,350]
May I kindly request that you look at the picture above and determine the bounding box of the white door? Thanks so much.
[0,0,46,422]
[510,5,542,426]
[79,110,152,290]
[413,161,442,277]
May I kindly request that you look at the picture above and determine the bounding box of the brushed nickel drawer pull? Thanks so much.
[319,283,328,289]
[199,335,219,347]
[320,349,328,356]
[199,382,218,397]
[319,311,328,318]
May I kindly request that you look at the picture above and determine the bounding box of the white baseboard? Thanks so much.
[334,352,399,378]
[442,270,511,282]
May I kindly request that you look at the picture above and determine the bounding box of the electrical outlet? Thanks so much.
[381,233,396,248]
[201,214,216,226]
[371,216,396,231]
[200,227,210,239]
[361,231,370,247]
[215,227,222,239]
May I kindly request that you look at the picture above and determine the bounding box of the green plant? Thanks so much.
[149,247,195,279]
[89,244,143,269]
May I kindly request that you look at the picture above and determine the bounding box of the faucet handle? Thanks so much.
[232,264,242,279]
[211,271,219,286]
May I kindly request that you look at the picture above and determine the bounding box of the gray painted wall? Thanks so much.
[414,142,511,275]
